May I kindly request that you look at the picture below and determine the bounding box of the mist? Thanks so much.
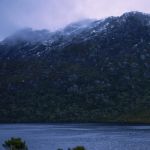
[0,0,150,40]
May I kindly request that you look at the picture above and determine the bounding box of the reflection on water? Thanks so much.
[0,124,150,150]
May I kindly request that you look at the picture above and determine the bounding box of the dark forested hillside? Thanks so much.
[0,12,150,123]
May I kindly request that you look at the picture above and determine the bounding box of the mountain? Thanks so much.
[0,11,150,123]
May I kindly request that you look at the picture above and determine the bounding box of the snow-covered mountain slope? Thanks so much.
[2,11,150,58]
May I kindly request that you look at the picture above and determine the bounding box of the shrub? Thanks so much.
[3,137,28,150]
[72,146,86,150]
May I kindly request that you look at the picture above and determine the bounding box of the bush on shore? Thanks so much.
[3,137,28,150]
[3,137,86,150]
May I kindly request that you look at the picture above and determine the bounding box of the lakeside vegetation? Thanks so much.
[2,137,86,150]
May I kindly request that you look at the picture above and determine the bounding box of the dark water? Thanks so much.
[0,124,150,150]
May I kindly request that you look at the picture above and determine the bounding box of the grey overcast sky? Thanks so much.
[0,0,150,40]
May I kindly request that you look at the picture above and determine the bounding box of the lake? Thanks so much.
[0,124,150,150]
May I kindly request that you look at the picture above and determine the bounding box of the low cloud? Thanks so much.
[0,0,150,40]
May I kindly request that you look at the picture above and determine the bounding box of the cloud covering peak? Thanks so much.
[0,0,150,40]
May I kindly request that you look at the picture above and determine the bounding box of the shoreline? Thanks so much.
[0,122,150,126]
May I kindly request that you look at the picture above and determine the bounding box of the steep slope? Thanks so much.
[0,11,150,123]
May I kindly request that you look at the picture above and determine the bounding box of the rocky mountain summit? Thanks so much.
[0,11,150,123]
